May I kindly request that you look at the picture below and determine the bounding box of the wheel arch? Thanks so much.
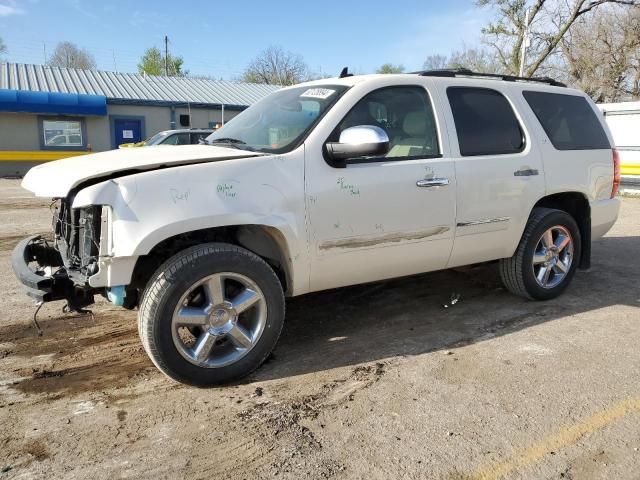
[127,224,295,308]
[531,191,591,269]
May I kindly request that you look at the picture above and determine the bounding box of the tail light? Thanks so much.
[612,149,621,198]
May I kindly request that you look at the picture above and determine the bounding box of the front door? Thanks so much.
[113,118,143,147]
[305,84,457,292]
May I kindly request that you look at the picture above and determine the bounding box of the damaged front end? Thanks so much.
[11,197,100,312]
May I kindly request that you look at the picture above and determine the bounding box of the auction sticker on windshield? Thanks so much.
[300,88,335,100]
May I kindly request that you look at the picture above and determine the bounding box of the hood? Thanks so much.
[22,145,263,197]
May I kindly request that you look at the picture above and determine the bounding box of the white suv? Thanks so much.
[13,69,621,386]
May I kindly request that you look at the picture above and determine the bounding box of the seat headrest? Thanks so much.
[403,112,428,137]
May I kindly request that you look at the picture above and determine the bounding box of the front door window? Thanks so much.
[331,86,440,161]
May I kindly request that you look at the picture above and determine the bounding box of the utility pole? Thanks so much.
[164,35,169,76]
[519,8,531,77]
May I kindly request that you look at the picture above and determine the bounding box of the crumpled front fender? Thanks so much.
[72,149,310,295]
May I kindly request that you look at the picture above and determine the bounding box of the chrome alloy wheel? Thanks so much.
[171,272,267,368]
[532,225,574,289]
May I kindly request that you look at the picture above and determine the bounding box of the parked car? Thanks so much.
[13,69,620,386]
[45,133,83,147]
[119,128,214,148]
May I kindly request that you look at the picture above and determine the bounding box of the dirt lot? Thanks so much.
[0,178,639,480]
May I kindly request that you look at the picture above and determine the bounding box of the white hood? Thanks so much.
[22,145,262,197]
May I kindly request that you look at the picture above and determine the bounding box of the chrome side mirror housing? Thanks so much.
[325,125,390,162]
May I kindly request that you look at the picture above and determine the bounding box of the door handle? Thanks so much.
[416,178,450,187]
[514,168,539,177]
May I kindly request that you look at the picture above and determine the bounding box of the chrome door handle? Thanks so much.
[416,178,450,187]
[514,168,539,177]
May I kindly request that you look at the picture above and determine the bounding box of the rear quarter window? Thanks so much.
[523,91,610,150]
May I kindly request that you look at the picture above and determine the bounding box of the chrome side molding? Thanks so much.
[457,217,510,227]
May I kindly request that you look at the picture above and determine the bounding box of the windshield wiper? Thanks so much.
[208,138,246,145]
[206,138,254,151]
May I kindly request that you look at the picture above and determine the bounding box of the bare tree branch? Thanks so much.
[560,5,640,100]
[243,46,309,86]
[477,0,640,78]
[47,42,96,70]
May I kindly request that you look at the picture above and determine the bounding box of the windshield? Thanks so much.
[206,85,349,153]
[146,132,171,146]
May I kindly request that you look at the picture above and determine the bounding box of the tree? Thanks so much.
[422,54,448,70]
[376,63,405,74]
[137,47,186,76]
[47,42,96,70]
[423,47,503,73]
[0,37,6,57]
[477,0,639,77]
[561,6,640,101]
[242,46,309,85]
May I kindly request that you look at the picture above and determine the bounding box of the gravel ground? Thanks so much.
[0,178,639,480]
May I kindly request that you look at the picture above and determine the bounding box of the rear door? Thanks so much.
[440,85,546,267]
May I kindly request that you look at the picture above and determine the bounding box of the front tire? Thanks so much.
[138,243,285,386]
[500,208,581,300]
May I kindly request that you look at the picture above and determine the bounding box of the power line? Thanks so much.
[1,37,255,80]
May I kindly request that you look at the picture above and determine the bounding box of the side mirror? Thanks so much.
[325,125,390,162]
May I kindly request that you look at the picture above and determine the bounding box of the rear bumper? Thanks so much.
[11,235,93,307]
[591,197,620,239]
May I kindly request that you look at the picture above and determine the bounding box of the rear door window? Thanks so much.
[523,91,610,150]
[447,87,525,156]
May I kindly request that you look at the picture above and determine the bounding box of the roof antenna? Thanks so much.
[339,67,353,78]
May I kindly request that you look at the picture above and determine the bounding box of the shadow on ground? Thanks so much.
[254,234,639,381]
[3,235,638,394]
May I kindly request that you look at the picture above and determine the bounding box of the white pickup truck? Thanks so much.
[13,69,620,386]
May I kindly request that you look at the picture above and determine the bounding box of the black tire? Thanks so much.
[499,208,581,300]
[138,243,285,386]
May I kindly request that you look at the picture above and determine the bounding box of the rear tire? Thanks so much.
[500,208,581,300]
[138,243,285,386]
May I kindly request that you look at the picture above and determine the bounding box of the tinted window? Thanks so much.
[334,86,440,160]
[447,87,524,156]
[523,91,610,150]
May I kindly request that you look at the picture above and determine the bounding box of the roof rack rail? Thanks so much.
[414,68,567,87]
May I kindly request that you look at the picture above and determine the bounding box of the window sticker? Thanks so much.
[300,88,336,100]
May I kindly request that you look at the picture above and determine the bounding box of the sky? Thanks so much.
[0,0,494,79]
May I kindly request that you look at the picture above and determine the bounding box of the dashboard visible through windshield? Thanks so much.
[206,85,349,154]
